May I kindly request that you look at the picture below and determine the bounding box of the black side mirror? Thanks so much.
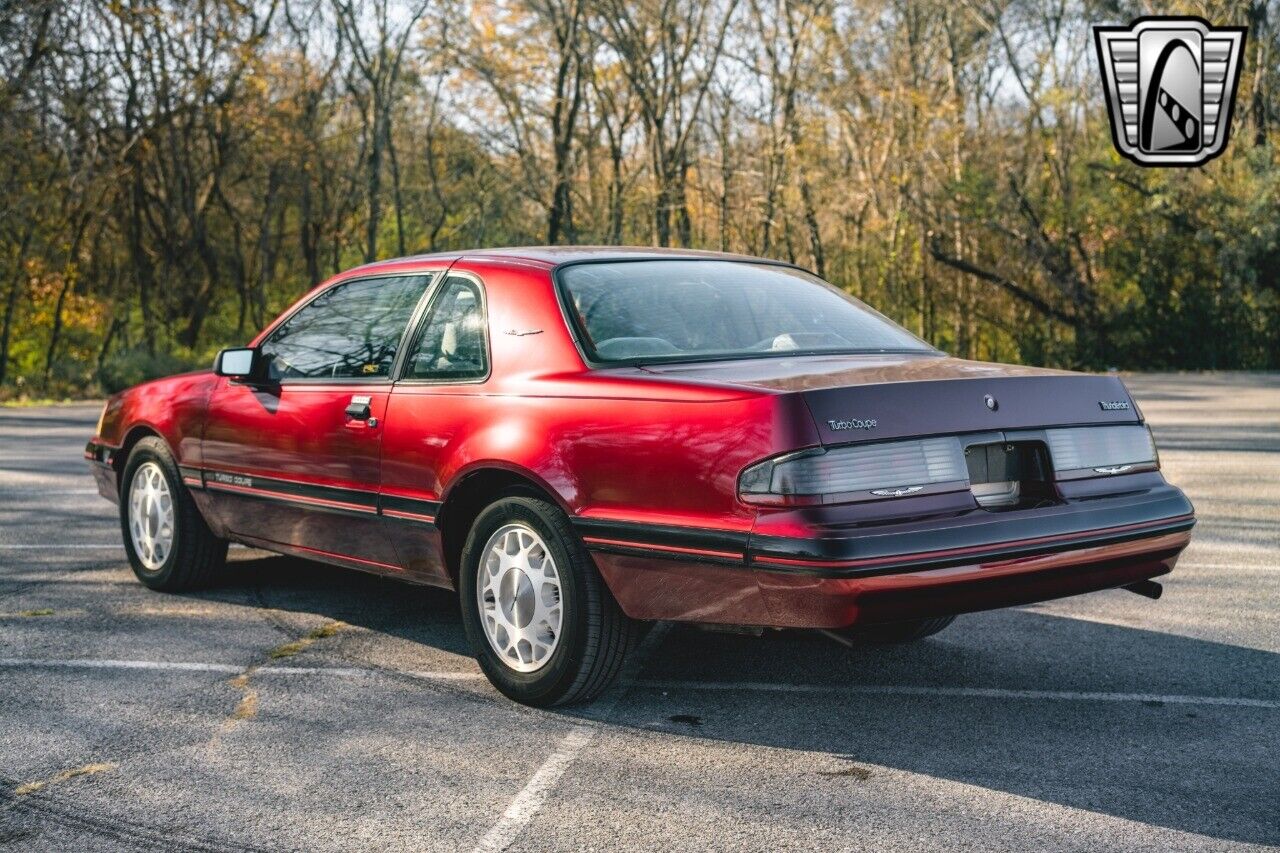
[214,348,259,379]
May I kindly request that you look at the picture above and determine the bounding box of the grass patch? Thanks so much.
[307,621,344,640]
[2,609,54,618]
[15,762,115,796]
[817,764,872,780]
[229,690,259,721]
[267,620,345,658]
[267,639,308,659]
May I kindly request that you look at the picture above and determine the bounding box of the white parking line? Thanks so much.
[471,623,674,853]
[633,680,1280,709]
[0,658,243,674]
[0,544,121,549]
[0,656,1273,710]
[471,726,595,853]
[0,657,485,681]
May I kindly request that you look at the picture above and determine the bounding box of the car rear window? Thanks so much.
[558,260,932,364]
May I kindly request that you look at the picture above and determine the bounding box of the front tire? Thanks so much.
[458,496,636,706]
[120,437,227,591]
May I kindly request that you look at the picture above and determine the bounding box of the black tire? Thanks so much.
[458,496,636,707]
[119,437,228,591]
[853,615,956,644]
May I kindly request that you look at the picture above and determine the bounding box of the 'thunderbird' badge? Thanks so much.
[1094,17,1246,167]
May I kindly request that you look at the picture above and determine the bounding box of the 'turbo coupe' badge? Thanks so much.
[1094,17,1247,167]
[827,418,877,431]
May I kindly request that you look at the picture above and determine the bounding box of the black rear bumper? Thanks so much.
[748,484,1195,578]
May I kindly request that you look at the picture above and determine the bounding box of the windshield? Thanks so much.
[558,260,934,364]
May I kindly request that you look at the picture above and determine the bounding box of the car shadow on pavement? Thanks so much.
[194,554,1278,846]
[199,552,472,657]
[590,615,1280,846]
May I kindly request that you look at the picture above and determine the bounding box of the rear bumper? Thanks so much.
[752,529,1187,628]
[746,485,1193,577]
[584,484,1194,629]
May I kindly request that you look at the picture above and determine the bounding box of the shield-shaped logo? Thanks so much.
[1094,17,1247,166]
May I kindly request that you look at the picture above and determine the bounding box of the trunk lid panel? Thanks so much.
[637,355,1139,445]
[803,374,1138,445]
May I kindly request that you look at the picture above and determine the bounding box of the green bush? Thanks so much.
[98,348,201,394]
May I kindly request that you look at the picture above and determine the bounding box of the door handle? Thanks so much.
[345,395,372,420]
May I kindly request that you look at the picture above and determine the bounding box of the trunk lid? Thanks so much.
[638,354,1140,444]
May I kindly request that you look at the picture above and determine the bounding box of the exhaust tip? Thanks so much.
[1123,580,1163,600]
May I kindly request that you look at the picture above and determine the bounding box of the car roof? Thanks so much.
[347,246,802,275]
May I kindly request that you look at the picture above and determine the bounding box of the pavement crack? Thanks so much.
[267,620,346,660]
[0,608,54,617]
[215,620,347,736]
[226,673,259,724]
[13,762,116,796]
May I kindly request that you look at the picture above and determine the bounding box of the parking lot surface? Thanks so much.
[1,373,1277,851]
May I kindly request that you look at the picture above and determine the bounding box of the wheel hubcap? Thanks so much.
[128,462,174,571]
[477,523,563,672]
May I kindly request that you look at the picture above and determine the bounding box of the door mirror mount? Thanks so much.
[214,347,259,380]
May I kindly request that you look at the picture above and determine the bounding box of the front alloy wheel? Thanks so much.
[128,461,175,571]
[119,437,227,591]
[459,495,636,706]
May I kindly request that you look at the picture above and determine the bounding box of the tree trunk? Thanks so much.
[365,109,386,262]
[389,133,406,256]
[608,141,625,244]
[0,266,26,388]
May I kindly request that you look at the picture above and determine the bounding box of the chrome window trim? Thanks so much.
[254,270,446,386]
[393,269,493,386]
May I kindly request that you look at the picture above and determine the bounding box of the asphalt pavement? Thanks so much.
[0,373,1276,851]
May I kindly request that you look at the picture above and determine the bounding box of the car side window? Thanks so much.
[260,275,431,381]
[402,276,488,381]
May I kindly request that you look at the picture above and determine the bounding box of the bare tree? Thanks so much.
[595,0,740,246]
[334,0,429,262]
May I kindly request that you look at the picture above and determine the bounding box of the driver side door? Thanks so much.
[201,273,435,570]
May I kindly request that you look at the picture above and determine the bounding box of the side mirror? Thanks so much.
[214,347,259,379]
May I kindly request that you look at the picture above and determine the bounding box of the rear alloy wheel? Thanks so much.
[459,496,636,706]
[476,523,565,672]
[853,615,956,644]
[120,437,228,591]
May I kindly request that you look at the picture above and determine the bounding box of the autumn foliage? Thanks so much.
[1,0,1277,399]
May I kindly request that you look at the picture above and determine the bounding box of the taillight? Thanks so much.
[1045,425,1159,478]
[738,437,968,506]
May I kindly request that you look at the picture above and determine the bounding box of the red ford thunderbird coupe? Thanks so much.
[87,248,1194,705]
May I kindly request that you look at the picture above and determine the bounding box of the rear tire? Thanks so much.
[119,437,228,591]
[854,615,955,644]
[458,495,636,707]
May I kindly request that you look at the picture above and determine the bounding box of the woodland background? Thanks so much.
[1,0,1277,399]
